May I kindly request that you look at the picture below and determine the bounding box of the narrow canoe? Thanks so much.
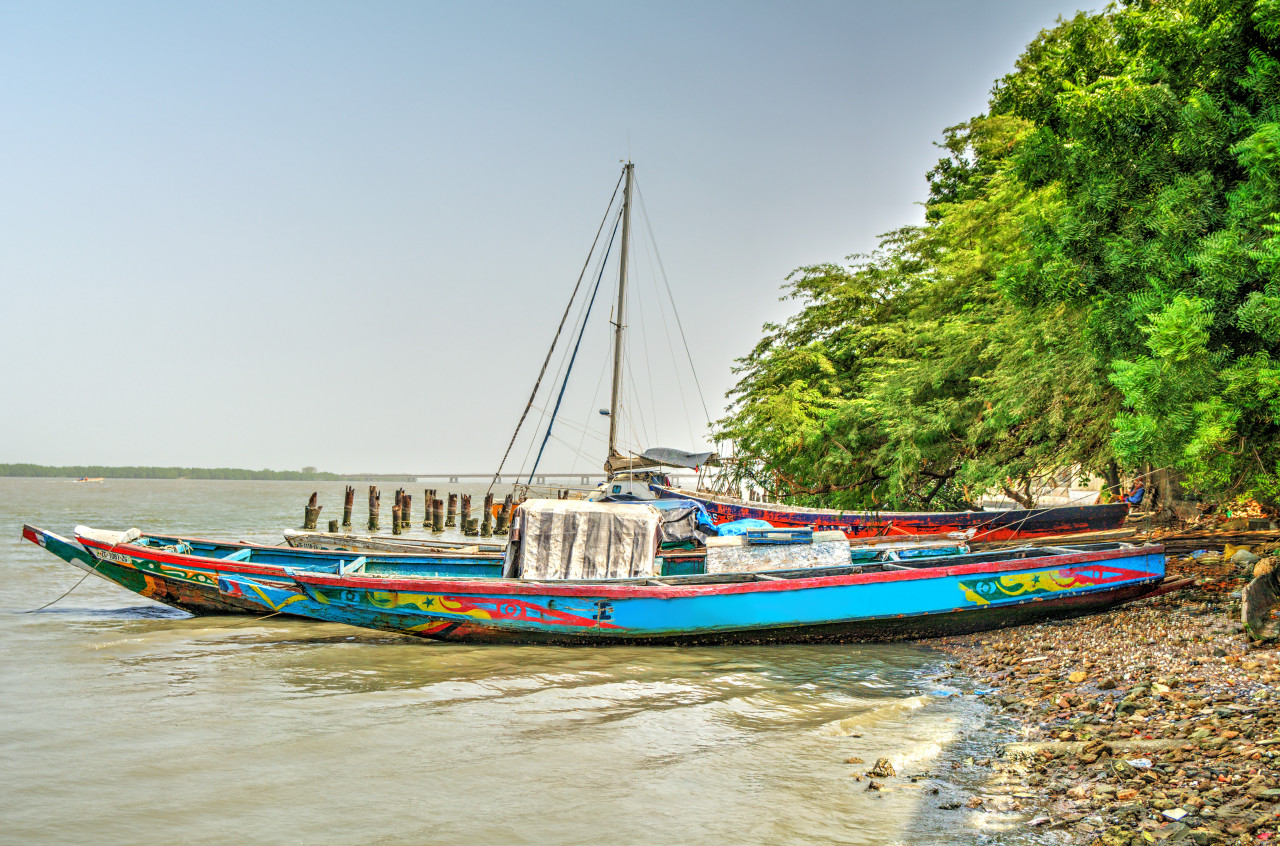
[654,485,1130,542]
[21,525,505,616]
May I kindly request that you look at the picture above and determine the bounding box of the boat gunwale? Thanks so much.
[73,534,504,579]
[291,543,1165,599]
[658,485,1131,522]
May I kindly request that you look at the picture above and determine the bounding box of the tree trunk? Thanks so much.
[1000,481,1036,510]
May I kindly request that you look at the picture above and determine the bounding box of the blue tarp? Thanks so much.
[599,495,719,541]
[715,518,775,537]
[644,497,719,537]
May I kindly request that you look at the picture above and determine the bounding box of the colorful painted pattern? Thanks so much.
[957,564,1150,606]
[319,588,622,629]
[217,577,309,613]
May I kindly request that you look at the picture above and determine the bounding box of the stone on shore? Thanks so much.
[931,550,1280,846]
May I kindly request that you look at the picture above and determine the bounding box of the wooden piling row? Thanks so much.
[308,486,530,538]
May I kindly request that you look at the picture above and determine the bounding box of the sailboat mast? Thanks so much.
[607,161,634,462]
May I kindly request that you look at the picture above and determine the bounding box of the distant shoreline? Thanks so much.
[0,464,416,482]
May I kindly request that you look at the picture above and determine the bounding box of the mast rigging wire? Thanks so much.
[634,177,715,429]
[486,169,625,497]
[526,210,623,483]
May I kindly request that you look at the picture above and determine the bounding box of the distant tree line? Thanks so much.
[719,0,1280,512]
[0,464,345,481]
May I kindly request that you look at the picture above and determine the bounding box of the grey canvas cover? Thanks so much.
[515,500,660,580]
[639,447,721,469]
[704,536,852,575]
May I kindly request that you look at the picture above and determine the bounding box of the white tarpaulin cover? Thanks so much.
[75,526,142,546]
[515,500,660,580]
[704,534,852,575]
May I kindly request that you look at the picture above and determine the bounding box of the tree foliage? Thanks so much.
[720,0,1280,511]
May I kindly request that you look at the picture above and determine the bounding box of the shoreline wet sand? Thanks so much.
[928,553,1280,845]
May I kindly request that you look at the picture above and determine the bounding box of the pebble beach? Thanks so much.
[930,552,1280,846]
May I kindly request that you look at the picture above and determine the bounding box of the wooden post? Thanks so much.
[368,486,380,531]
[460,494,471,533]
[402,493,412,529]
[446,493,458,528]
[391,500,402,535]
[423,489,432,528]
[432,498,445,533]
[464,517,479,536]
[481,493,494,537]
[342,485,354,531]
[303,491,321,530]
[495,494,514,535]
[328,519,339,533]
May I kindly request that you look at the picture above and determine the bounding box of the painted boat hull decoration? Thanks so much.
[21,525,504,617]
[653,486,1130,542]
[227,543,1168,645]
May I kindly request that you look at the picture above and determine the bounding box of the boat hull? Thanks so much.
[279,545,1167,645]
[655,486,1130,542]
[30,529,503,617]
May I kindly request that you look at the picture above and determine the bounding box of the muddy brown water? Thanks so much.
[1,478,1061,845]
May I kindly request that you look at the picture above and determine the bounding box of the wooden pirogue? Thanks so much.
[22,525,504,616]
[215,500,1176,645]
[23,519,965,618]
[652,485,1131,542]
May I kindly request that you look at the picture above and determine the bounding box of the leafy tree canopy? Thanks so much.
[719,0,1280,511]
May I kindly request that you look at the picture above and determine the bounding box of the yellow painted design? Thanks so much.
[365,592,495,620]
[244,583,307,612]
[958,569,1080,606]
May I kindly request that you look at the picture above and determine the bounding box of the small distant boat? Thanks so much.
[214,500,1178,645]
[73,477,105,483]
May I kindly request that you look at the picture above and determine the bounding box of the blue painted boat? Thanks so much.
[228,541,1171,645]
[213,501,1175,645]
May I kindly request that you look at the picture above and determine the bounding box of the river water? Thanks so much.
[1,478,1057,845]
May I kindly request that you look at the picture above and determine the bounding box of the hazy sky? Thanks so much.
[1,1,1097,475]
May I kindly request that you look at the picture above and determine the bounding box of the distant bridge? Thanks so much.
[413,472,605,485]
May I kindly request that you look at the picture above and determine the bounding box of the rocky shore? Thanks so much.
[931,552,1279,846]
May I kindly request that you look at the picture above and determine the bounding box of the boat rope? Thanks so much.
[27,568,96,612]
[486,169,625,498]
[226,609,287,627]
[526,209,623,484]
[634,177,714,429]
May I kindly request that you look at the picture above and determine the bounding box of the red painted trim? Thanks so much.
[294,545,1164,599]
[76,535,319,578]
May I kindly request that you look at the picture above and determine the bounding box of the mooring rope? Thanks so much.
[27,568,96,613]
